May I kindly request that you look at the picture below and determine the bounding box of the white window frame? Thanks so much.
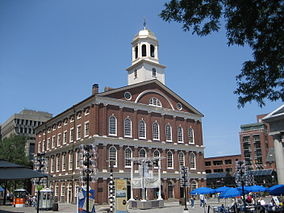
[68,152,73,170]
[84,108,90,115]
[188,128,195,144]
[56,155,60,172]
[57,133,61,147]
[38,141,41,153]
[84,121,89,138]
[108,115,117,136]
[165,124,172,142]
[62,154,66,171]
[124,117,132,138]
[152,122,160,141]
[50,157,54,173]
[77,112,82,120]
[76,150,80,169]
[52,135,56,148]
[138,120,146,139]
[64,119,68,126]
[63,130,67,145]
[149,97,162,107]
[139,148,147,158]
[76,125,81,140]
[70,116,74,123]
[70,128,74,142]
[47,138,50,150]
[167,151,173,169]
[124,148,132,168]
[190,152,197,170]
[177,126,184,143]
[109,146,117,167]
[178,152,185,168]
[55,184,59,196]
[42,140,45,152]
[153,150,160,168]
[61,184,65,196]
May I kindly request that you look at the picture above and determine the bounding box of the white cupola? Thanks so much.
[126,24,166,85]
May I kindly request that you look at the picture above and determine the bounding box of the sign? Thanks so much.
[115,179,128,213]
[77,187,96,213]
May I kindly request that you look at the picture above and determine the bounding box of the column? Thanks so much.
[273,134,284,184]
[158,158,163,200]
[129,160,134,200]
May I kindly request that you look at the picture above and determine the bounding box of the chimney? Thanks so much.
[92,84,99,95]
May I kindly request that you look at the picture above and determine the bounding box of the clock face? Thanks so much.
[176,103,183,111]
[124,91,132,100]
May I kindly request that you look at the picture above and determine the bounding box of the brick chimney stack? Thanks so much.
[92,84,99,95]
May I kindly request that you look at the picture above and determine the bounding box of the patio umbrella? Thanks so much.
[219,187,247,199]
[215,186,232,193]
[267,184,284,196]
[0,186,4,192]
[190,187,215,195]
[246,185,267,193]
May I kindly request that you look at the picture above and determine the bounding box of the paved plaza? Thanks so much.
[0,200,224,213]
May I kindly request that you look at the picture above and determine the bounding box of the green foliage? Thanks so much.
[160,0,284,107]
[0,135,31,167]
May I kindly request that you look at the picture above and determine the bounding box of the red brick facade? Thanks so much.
[35,80,206,204]
[204,155,241,175]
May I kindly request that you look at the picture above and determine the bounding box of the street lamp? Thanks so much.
[235,160,255,212]
[180,166,189,211]
[79,144,97,213]
[33,153,47,213]
[108,161,115,213]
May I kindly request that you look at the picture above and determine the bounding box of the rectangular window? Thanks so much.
[47,138,50,150]
[61,184,65,196]
[77,125,81,140]
[51,158,55,173]
[42,140,45,152]
[177,127,184,143]
[56,156,60,172]
[55,185,59,196]
[225,159,232,164]
[57,133,62,147]
[213,160,223,165]
[62,154,66,171]
[63,131,67,144]
[76,151,80,169]
[84,121,89,137]
[69,153,73,170]
[70,128,74,142]
[38,142,41,153]
[52,135,56,148]
[205,161,211,166]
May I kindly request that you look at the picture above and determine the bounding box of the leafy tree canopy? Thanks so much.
[160,0,284,107]
[0,135,31,167]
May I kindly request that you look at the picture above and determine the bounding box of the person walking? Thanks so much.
[190,196,195,208]
[200,194,205,207]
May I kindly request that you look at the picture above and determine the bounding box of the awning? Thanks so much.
[0,160,48,180]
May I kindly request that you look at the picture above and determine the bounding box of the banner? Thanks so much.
[78,187,96,213]
[115,179,128,213]
[145,176,160,188]
[131,178,142,189]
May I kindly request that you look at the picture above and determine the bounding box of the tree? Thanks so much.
[0,135,31,167]
[160,0,284,107]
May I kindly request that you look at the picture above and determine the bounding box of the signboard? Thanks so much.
[115,179,128,213]
[77,187,96,213]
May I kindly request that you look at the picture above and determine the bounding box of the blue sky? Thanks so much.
[0,0,282,157]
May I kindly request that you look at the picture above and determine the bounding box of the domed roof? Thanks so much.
[133,27,157,41]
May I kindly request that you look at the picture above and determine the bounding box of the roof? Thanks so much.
[263,104,284,122]
[0,160,48,180]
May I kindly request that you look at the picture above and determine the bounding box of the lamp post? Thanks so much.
[33,153,47,213]
[235,160,255,212]
[180,166,189,211]
[79,144,97,213]
[108,161,115,213]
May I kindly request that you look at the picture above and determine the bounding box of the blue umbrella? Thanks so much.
[219,187,247,199]
[246,185,267,193]
[0,186,4,192]
[215,186,232,193]
[190,187,215,195]
[267,184,284,196]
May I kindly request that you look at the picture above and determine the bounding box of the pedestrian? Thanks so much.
[200,194,205,207]
[190,196,195,208]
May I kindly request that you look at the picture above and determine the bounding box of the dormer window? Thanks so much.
[152,68,157,77]
[150,45,155,57]
[142,44,146,57]
[149,97,162,107]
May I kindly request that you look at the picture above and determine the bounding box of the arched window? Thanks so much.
[167,151,173,169]
[165,124,172,142]
[152,122,160,140]
[178,152,185,168]
[142,44,146,57]
[152,68,157,77]
[125,148,132,168]
[177,126,184,143]
[135,46,138,59]
[150,45,155,57]
[109,115,117,136]
[188,128,194,144]
[190,152,196,169]
[139,148,147,158]
[149,97,162,107]
[124,118,132,137]
[153,150,160,167]
[109,146,117,167]
[138,120,146,139]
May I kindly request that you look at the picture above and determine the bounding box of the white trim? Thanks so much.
[167,151,174,169]
[70,128,74,142]
[63,130,67,145]
[68,152,73,170]
[108,115,117,136]
[76,124,81,140]
[165,124,172,142]
[84,121,90,138]
[124,117,132,138]
[109,146,117,167]
[57,133,62,147]
[177,126,184,143]
[124,147,132,168]
[138,120,146,139]
[188,128,195,144]
[152,122,160,141]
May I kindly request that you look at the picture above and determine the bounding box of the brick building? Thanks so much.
[239,114,276,170]
[35,26,206,204]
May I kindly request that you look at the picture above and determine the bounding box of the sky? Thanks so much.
[0,0,282,157]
